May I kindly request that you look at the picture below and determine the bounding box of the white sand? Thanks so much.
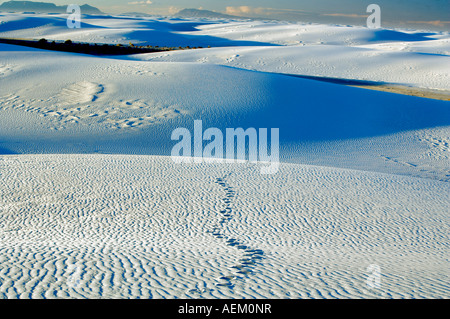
[1,13,449,89]
[1,42,448,181]
[0,155,448,299]
[0,13,449,299]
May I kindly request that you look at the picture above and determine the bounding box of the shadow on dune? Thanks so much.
[106,18,279,47]
[282,74,389,86]
[195,69,450,142]
[415,52,450,58]
[123,29,279,47]
[366,30,436,42]
[0,146,16,155]
[0,15,278,47]
[0,16,108,32]
[92,18,279,47]
[123,20,218,32]
[0,57,448,154]
[254,76,450,141]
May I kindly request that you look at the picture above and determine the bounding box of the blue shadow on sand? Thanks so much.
[253,78,450,141]
[366,30,436,42]
[0,15,278,47]
[195,68,450,142]
[0,146,16,155]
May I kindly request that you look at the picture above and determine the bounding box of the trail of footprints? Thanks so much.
[206,173,265,289]
[381,155,450,182]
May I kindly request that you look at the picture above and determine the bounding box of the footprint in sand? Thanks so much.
[204,173,265,290]
[0,64,14,77]
[419,135,450,154]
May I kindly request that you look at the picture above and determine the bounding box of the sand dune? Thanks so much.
[0,42,448,182]
[0,155,448,298]
[0,13,449,299]
[1,13,449,90]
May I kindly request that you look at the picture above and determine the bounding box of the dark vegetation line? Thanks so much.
[0,37,209,55]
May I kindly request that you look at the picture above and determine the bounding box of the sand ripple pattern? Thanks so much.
[0,82,186,131]
[0,155,449,299]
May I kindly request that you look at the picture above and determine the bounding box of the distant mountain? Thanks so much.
[0,1,103,14]
[175,9,244,20]
[78,4,102,14]
[120,12,155,18]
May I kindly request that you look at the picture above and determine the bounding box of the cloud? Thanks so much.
[322,13,368,18]
[225,6,305,17]
[406,20,450,27]
[225,6,255,16]
[168,6,179,15]
[128,1,152,5]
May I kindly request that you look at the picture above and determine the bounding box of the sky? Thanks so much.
[5,0,450,29]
